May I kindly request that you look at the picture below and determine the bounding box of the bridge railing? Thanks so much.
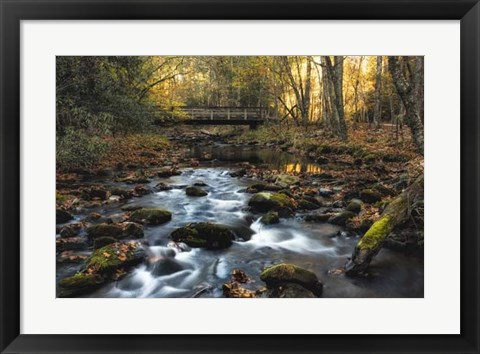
[168,107,267,121]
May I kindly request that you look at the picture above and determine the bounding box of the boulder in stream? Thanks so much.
[260,263,323,297]
[129,208,172,225]
[87,222,144,240]
[328,211,356,226]
[185,186,208,197]
[248,192,295,214]
[170,222,235,250]
[260,211,280,225]
[58,273,104,297]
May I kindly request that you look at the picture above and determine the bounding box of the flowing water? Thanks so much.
[57,145,424,298]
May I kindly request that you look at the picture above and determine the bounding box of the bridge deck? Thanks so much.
[168,107,267,124]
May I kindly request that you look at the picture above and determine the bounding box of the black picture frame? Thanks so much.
[1,0,479,353]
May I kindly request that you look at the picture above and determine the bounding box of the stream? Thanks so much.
[56,144,424,298]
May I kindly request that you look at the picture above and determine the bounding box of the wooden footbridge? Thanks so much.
[168,107,268,129]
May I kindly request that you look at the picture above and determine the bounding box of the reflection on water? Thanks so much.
[189,144,321,173]
[283,163,322,174]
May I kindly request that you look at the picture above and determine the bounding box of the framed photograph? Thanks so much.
[1,0,479,353]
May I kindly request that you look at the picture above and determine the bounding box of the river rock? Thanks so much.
[297,199,320,210]
[58,273,104,297]
[260,211,280,225]
[186,186,208,197]
[170,222,235,250]
[85,241,146,275]
[304,213,331,223]
[83,187,111,200]
[346,199,362,213]
[93,236,117,249]
[261,282,315,298]
[319,188,334,197]
[59,222,83,238]
[328,211,356,226]
[248,192,295,214]
[157,168,181,178]
[275,174,300,188]
[56,209,74,224]
[87,222,144,240]
[154,182,172,191]
[133,184,152,196]
[56,236,89,252]
[359,189,382,203]
[129,208,172,225]
[246,183,282,193]
[260,263,323,297]
[229,168,246,177]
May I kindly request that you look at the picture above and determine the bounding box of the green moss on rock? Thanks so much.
[170,222,235,250]
[93,236,117,249]
[260,211,280,225]
[87,222,144,240]
[248,192,295,213]
[85,242,146,275]
[260,263,323,296]
[129,208,172,225]
[58,273,104,297]
[346,199,362,213]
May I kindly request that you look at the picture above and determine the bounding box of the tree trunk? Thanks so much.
[373,56,382,129]
[303,57,312,126]
[323,56,347,139]
[345,174,424,276]
[388,56,424,154]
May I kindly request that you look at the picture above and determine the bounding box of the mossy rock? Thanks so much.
[150,258,185,277]
[328,211,356,226]
[56,209,73,224]
[346,199,362,213]
[87,222,144,240]
[246,183,282,193]
[260,263,323,297]
[85,242,146,275]
[59,223,83,238]
[93,236,117,249]
[56,237,88,252]
[261,282,315,298]
[260,211,280,225]
[359,189,382,203]
[129,208,172,225]
[185,186,208,197]
[248,192,295,213]
[170,222,235,250]
[58,273,104,297]
[110,188,133,199]
[275,174,300,188]
[304,213,331,223]
[297,199,320,210]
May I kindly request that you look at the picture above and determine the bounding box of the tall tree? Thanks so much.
[373,56,383,129]
[388,56,424,154]
[322,56,348,139]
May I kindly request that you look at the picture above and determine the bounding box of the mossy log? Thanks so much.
[345,174,423,276]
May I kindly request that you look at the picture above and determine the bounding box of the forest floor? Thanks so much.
[57,123,424,254]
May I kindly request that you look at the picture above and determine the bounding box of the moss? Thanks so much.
[249,192,294,213]
[170,222,234,250]
[260,211,280,225]
[260,263,323,296]
[185,186,208,197]
[87,222,144,240]
[297,199,320,210]
[346,200,362,213]
[275,174,300,187]
[129,208,172,225]
[357,215,394,251]
[58,272,104,297]
[85,242,146,275]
